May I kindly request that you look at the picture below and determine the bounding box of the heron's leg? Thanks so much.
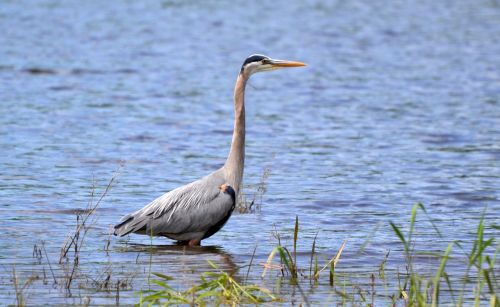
[188,238,201,246]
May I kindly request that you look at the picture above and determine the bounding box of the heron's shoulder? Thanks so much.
[154,168,225,202]
[143,169,226,218]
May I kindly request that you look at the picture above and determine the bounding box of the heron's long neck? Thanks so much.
[224,73,248,194]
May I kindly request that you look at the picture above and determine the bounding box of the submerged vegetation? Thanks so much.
[139,262,278,306]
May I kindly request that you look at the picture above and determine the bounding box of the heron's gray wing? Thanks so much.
[114,169,233,237]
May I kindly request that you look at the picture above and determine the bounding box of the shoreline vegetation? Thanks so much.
[9,173,499,306]
[138,205,498,306]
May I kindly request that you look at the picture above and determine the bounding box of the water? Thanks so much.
[1,0,499,304]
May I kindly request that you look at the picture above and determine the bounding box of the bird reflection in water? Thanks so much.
[117,243,238,277]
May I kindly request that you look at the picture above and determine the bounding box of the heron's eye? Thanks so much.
[262,59,270,65]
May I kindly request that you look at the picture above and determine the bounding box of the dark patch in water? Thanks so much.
[433,146,480,153]
[109,94,140,102]
[69,68,137,75]
[85,102,115,108]
[382,29,400,37]
[114,68,137,74]
[49,85,76,91]
[23,67,57,75]
[421,133,467,145]
[121,134,155,142]
[297,200,351,210]
[82,158,125,165]
[450,191,497,202]
[70,68,105,75]
[352,202,373,208]
[211,129,232,135]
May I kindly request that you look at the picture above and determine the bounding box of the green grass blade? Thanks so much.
[416,203,442,238]
[151,279,174,290]
[409,203,419,244]
[389,222,408,253]
[151,273,173,281]
[432,242,453,307]
[277,246,294,278]
[309,231,318,279]
[294,215,299,268]
[207,260,218,269]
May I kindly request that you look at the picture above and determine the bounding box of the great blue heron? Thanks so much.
[114,54,305,245]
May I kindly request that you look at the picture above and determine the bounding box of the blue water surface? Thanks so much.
[0,0,499,304]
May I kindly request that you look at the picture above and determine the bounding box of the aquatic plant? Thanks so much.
[390,204,499,306]
[262,215,346,285]
[455,208,499,307]
[9,171,133,306]
[237,166,271,213]
[9,173,497,307]
[253,205,498,305]
[59,173,117,290]
[11,265,39,307]
[138,261,278,306]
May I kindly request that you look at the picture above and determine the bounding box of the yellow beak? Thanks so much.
[269,59,307,68]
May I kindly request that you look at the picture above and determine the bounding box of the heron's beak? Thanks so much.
[268,59,306,68]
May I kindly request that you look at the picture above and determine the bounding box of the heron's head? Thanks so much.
[240,54,306,76]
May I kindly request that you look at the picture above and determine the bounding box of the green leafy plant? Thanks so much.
[262,215,346,289]
[139,261,278,306]
[390,204,498,306]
